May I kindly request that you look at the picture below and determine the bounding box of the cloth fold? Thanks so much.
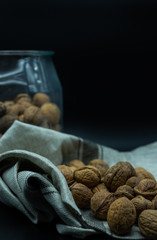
[0,120,156,239]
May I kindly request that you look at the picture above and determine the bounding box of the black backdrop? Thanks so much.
[1,0,157,125]
[1,2,157,239]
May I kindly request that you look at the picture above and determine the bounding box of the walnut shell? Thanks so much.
[107,197,136,235]
[33,93,50,107]
[126,176,143,188]
[6,104,19,115]
[135,167,156,181]
[74,166,101,187]
[152,195,157,209]
[91,191,116,220]
[88,159,109,181]
[57,165,75,186]
[92,183,109,194]
[134,179,157,200]
[114,185,135,200]
[0,102,7,117]
[8,103,32,116]
[4,102,15,114]
[4,101,14,107]
[68,159,85,169]
[70,183,93,208]
[18,114,24,122]
[138,209,157,239]
[23,105,46,126]
[16,98,32,105]
[18,101,32,109]
[0,114,18,133]
[41,103,61,125]
[131,195,154,220]
[103,162,136,192]
[14,93,31,103]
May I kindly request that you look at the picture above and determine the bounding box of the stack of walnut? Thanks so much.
[0,92,61,137]
[57,159,157,240]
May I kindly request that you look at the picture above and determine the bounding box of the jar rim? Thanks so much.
[0,50,54,56]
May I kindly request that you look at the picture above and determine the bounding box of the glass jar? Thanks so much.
[0,50,63,136]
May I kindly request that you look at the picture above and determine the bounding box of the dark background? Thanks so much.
[1,0,157,148]
[0,2,157,239]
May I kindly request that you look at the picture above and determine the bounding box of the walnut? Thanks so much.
[138,209,157,239]
[114,185,135,200]
[68,159,85,169]
[92,183,109,194]
[18,114,24,122]
[103,162,136,192]
[0,114,18,133]
[33,93,50,107]
[0,133,2,138]
[152,195,157,209]
[134,179,157,200]
[6,104,18,115]
[4,101,14,107]
[23,105,46,126]
[16,98,32,105]
[7,103,30,116]
[5,105,14,115]
[14,93,32,103]
[88,159,109,181]
[131,195,154,220]
[4,102,15,114]
[126,176,143,188]
[90,191,116,220]
[74,166,101,187]
[135,167,156,181]
[0,102,7,117]
[18,101,32,109]
[70,182,93,209]
[41,103,61,125]
[107,197,136,235]
[0,92,62,131]
[57,165,75,186]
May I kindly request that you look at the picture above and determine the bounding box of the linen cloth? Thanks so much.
[0,120,156,239]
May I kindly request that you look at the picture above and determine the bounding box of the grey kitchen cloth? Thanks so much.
[0,120,156,239]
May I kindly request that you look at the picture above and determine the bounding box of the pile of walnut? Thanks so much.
[0,92,61,137]
[57,159,157,239]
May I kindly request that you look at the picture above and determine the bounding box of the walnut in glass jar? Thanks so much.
[0,102,6,117]
[33,93,50,107]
